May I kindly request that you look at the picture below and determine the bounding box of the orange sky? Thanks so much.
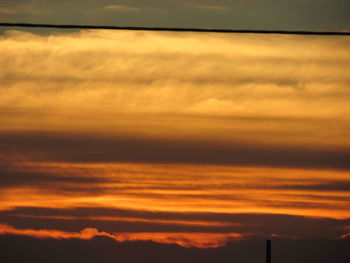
[1,160,350,247]
[0,29,349,248]
[2,162,350,218]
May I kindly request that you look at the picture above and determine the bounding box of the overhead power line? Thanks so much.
[0,22,350,36]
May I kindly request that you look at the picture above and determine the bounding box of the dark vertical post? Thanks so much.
[266,240,271,263]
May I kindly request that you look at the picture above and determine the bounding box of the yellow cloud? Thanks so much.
[0,30,349,149]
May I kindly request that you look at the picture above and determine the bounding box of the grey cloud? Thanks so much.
[0,0,349,31]
[1,131,349,170]
[1,234,350,263]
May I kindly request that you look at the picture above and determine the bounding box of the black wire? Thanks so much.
[1,22,350,36]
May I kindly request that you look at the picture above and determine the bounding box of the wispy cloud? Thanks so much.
[192,4,228,12]
[103,5,141,13]
[1,161,350,220]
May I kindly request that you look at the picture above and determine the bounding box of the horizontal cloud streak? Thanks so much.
[2,206,350,240]
[1,161,350,222]
[1,131,349,170]
[0,224,245,248]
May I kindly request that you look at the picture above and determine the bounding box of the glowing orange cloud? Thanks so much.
[339,233,350,239]
[0,224,245,248]
[0,162,350,220]
[13,214,241,227]
[1,162,349,220]
[0,223,110,240]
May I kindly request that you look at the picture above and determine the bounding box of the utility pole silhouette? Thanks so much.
[266,240,272,263]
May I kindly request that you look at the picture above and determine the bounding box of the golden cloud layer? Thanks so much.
[0,30,349,149]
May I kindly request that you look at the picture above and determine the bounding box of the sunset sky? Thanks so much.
[1,1,350,263]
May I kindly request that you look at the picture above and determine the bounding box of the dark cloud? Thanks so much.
[0,170,113,188]
[278,182,350,192]
[1,131,349,170]
[1,234,350,263]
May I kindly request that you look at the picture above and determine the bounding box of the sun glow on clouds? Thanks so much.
[0,224,245,248]
[0,29,350,248]
[0,30,350,150]
[1,162,350,218]
[1,161,350,247]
